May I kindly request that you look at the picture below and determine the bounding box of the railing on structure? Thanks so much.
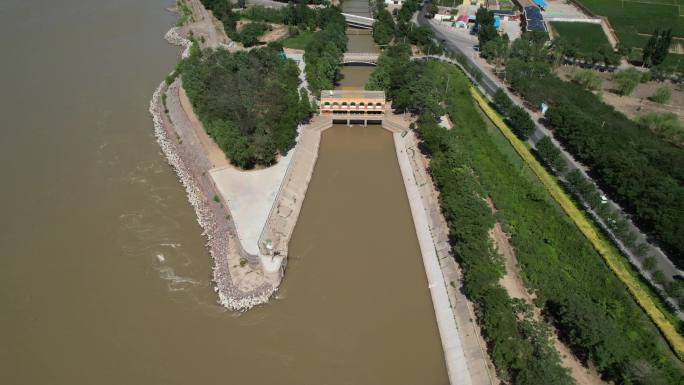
[342,52,380,64]
[341,12,375,28]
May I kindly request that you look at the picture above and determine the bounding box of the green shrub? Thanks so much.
[649,86,672,104]
[643,256,657,271]
[614,68,641,96]
[571,69,602,91]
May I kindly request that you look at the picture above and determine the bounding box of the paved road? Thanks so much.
[417,10,684,318]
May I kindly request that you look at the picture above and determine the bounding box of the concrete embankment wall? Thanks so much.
[257,116,332,265]
[393,131,496,385]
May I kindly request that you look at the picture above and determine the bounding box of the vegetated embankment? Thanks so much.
[470,86,684,362]
[372,53,684,383]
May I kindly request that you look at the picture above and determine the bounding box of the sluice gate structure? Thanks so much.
[319,90,386,126]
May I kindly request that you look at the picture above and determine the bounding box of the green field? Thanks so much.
[281,31,315,50]
[576,0,684,46]
[550,22,612,55]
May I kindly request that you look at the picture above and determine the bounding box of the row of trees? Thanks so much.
[179,46,311,168]
[302,6,347,94]
[491,32,684,266]
[200,0,328,47]
[366,44,444,118]
[371,0,440,54]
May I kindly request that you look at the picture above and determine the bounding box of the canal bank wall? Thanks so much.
[393,130,497,385]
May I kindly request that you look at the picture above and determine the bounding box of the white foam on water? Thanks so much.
[156,253,166,262]
[156,265,199,292]
[160,243,181,248]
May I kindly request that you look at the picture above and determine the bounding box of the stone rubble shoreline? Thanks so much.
[148,27,276,311]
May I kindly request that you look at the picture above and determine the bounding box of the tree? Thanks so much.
[476,7,498,48]
[649,86,671,104]
[508,105,535,139]
[510,32,549,63]
[425,3,438,18]
[481,35,510,68]
[536,136,566,173]
[493,88,513,114]
[298,88,313,121]
[643,28,673,67]
[613,68,641,96]
[373,6,395,46]
[652,270,667,286]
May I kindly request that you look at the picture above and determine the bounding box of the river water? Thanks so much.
[0,0,447,383]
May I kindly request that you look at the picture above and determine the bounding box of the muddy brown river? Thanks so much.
[0,0,447,383]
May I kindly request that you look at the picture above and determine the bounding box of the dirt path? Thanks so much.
[488,199,607,385]
[178,85,229,168]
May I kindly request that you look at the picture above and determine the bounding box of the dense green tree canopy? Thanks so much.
[180,46,303,168]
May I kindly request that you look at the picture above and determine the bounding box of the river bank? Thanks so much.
[149,29,279,309]
[150,0,328,310]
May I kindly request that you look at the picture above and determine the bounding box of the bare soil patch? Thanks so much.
[487,197,607,385]
[556,66,684,125]
[178,85,228,168]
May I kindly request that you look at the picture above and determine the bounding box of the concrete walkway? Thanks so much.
[257,115,331,270]
[395,132,499,385]
[394,131,493,385]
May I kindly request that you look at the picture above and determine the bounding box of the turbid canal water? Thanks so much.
[0,0,447,383]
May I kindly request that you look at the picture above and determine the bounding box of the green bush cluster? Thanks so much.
[372,1,395,46]
[230,22,270,47]
[367,44,443,117]
[637,112,683,146]
[180,46,307,168]
[370,0,439,54]
[302,7,347,94]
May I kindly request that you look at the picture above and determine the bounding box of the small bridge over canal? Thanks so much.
[342,12,375,28]
[342,52,380,65]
